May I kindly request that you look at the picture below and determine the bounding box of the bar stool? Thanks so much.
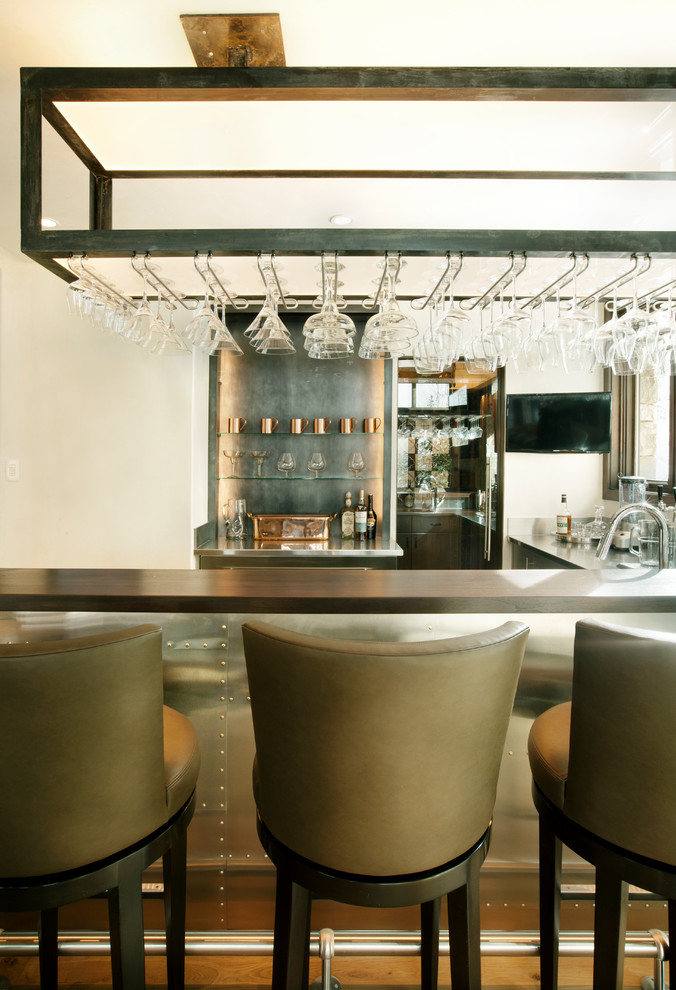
[528,617,676,990]
[0,624,201,990]
[242,618,529,990]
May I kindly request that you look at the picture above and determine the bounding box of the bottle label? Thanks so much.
[355,510,367,534]
[342,511,355,537]
[556,514,570,535]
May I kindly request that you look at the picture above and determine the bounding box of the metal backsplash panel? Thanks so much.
[215,313,393,540]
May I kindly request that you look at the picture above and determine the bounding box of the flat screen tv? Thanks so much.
[506,392,612,453]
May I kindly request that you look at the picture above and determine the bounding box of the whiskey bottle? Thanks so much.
[366,493,377,541]
[556,494,571,536]
[355,490,367,541]
[340,491,355,539]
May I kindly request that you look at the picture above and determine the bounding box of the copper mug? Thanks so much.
[313,417,332,434]
[226,417,247,434]
[339,417,358,434]
[363,417,382,433]
[290,418,309,434]
[261,417,279,434]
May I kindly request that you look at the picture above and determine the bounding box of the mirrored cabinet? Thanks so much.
[396,360,503,568]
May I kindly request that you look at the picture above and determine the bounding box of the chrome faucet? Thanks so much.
[596,501,671,569]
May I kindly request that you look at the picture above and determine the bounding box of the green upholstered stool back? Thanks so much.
[565,618,676,865]
[0,624,168,877]
[243,619,528,877]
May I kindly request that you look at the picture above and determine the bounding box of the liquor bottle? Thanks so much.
[340,491,355,539]
[355,489,367,541]
[556,494,571,536]
[366,493,377,541]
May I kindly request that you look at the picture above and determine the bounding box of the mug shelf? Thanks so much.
[218,475,380,482]
[218,431,383,438]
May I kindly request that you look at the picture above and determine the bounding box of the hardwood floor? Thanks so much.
[0,952,655,988]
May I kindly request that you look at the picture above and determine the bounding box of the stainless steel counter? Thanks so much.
[509,531,632,570]
[195,535,402,568]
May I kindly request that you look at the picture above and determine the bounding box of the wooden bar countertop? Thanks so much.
[0,567,674,614]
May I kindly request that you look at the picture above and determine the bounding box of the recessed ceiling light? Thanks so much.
[329,214,353,226]
[41,217,59,228]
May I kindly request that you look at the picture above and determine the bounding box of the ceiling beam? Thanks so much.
[21,65,676,104]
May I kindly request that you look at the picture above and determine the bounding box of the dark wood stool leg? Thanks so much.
[538,813,562,990]
[38,907,58,990]
[163,824,188,990]
[446,852,482,990]
[592,864,627,990]
[271,869,312,990]
[108,862,146,990]
[420,898,441,990]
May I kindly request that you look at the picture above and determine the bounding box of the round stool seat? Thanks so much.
[527,701,571,809]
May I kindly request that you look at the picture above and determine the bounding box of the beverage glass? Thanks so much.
[307,452,327,478]
[223,449,245,476]
[618,475,646,506]
[277,453,296,478]
[347,452,365,478]
[249,450,270,477]
[226,417,247,433]
[222,498,236,538]
[261,417,279,434]
[230,498,248,540]
[339,418,357,433]
[313,418,332,433]
[630,524,676,566]
[363,417,382,433]
[290,418,309,434]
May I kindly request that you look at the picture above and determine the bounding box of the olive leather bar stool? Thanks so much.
[242,619,529,990]
[528,618,676,990]
[0,624,201,990]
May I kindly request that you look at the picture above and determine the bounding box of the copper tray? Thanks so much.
[250,513,334,540]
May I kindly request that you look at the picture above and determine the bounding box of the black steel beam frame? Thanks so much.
[20,65,676,282]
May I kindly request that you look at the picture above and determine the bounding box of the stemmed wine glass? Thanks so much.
[124,273,155,344]
[467,416,483,440]
[347,452,365,478]
[277,452,296,478]
[307,452,327,478]
[223,449,245,476]
[249,450,270,478]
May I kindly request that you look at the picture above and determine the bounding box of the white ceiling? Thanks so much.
[6,0,676,300]
[3,0,676,70]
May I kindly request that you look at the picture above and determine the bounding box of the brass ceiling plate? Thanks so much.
[180,13,286,67]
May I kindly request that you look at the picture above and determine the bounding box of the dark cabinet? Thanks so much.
[397,513,462,569]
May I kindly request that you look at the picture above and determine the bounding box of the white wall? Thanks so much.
[504,364,607,525]
[0,250,200,567]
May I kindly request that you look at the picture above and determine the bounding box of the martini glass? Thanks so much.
[223,449,245,477]
[249,450,270,477]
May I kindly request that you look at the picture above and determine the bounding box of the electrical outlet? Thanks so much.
[6,460,19,482]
